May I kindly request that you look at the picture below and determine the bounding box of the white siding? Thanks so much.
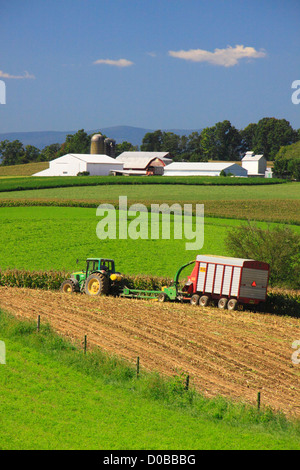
[86,162,122,176]
[33,154,123,176]
[163,163,248,177]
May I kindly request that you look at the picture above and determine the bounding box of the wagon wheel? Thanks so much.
[199,295,209,307]
[60,279,77,294]
[157,292,167,302]
[227,299,238,311]
[218,297,228,309]
[190,294,200,306]
[85,273,109,296]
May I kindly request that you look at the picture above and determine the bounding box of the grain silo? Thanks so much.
[104,138,116,158]
[90,134,105,154]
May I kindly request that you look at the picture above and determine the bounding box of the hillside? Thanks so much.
[0,125,200,149]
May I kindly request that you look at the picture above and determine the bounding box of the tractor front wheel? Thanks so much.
[157,292,167,302]
[60,279,77,294]
[85,273,109,296]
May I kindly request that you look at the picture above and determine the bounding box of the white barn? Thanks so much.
[32,153,123,177]
[163,162,248,177]
[241,151,266,177]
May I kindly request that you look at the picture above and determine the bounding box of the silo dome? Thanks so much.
[90,133,104,154]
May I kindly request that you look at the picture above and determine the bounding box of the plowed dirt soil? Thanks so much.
[0,286,299,417]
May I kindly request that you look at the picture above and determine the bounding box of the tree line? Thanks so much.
[0,117,299,169]
[140,118,299,162]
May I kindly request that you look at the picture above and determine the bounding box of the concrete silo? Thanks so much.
[104,138,116,158]
[90,134,105,154]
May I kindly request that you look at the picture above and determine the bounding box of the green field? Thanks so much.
[0,180,297,201]
[1,205,299,276]
[1,311,299,450]
[0,175,286,192]
[0,181,299,224]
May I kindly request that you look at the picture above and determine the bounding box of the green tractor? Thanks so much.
[60,258,123,297]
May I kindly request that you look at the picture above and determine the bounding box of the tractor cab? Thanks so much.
[86,258,116,276]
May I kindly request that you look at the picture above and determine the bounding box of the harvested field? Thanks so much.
[0,286,299,418]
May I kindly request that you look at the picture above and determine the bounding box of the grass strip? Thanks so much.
[0,309,299,450]
[0,175,286,193]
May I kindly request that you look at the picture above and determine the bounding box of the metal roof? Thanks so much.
[196,255,253,266]
[53,153,123,165]
[116,152,171,169]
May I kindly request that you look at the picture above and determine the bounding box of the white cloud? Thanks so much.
[93,58,134,67]
[168,45,266,67]
[0,70,35,79]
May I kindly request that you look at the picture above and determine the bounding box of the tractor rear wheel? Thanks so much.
[60,279,77,294]
[85,273,109,296]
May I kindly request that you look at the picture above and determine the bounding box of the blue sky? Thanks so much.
[1,0,299,133]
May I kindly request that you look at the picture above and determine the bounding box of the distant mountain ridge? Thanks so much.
[0,125,200,150]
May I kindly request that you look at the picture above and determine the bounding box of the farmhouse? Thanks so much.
[32,153,123,176]
[114,151,172,176]
[241,151,267,177]
[163,162,248,177]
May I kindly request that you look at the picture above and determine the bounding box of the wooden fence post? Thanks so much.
[84,335,87,354]
[185,375,190,391]
[37,315,40,333]
[257,392,261,411]
[136,356,140,378]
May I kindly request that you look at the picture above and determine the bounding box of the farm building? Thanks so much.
[241,151,267,177]
[32,153,123,176]
[114,152,173,176]
[163,162,248,177]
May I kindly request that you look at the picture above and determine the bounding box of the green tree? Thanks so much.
[56,129,91,157]
[273,140,300,180]
[213,120,242,161]
[185,132,203,161]
[252,118,298,161]
[240,123,258,152]
[0,140,25,166]
[39,143,61,161]
[140,130,164,152]
[198,121,242,161]
[288,157,300,180]
[22,145,40,164]
[225,222,300,288]
[161,132,181,155]
[199,127,216,160]
[115,141,138,157]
